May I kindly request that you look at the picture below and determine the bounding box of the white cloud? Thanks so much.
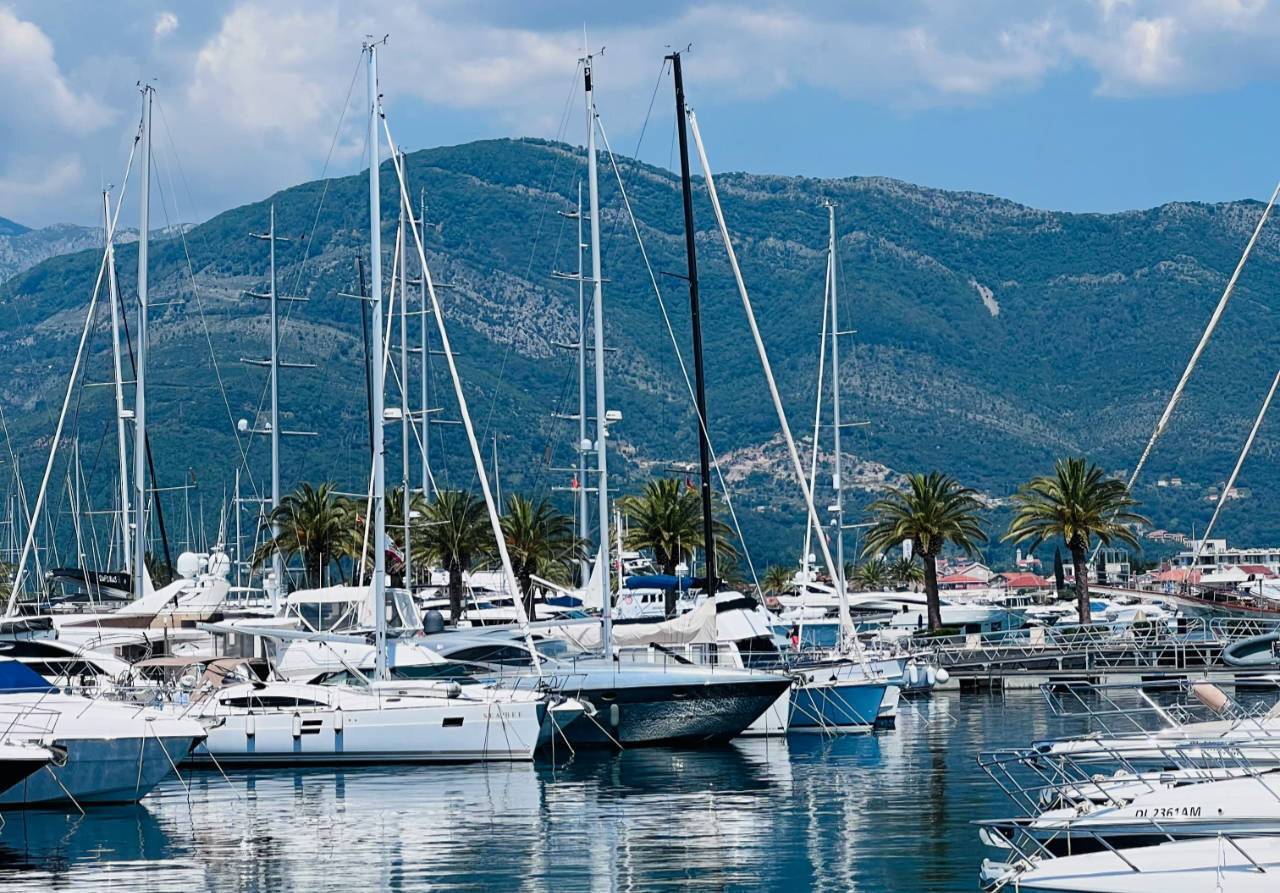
[0,5,112,133]
[11,0,1280,225]
[155,11,178,38]
[0,5,114,221]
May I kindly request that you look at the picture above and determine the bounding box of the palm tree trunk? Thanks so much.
[448,565,463,622]
[520,569,535,622]
[1071,544,1092,624]
[924,555,942,631]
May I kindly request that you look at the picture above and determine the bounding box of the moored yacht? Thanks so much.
[0,658,205,808]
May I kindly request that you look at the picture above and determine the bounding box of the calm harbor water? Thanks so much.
[0,691,1092,892]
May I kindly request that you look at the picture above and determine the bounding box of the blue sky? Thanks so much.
[5,0,1280,227]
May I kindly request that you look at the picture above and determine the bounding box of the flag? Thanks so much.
[685,475,695,491]
[571,476,579,490]
[385,540,405,571]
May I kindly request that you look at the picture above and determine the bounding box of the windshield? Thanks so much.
[533,638,588,660]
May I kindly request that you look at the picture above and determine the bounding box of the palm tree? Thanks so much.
[862,472,988,630]
[1004,458,1148,624]
[412,489,494,622]
[616,478,739,614]
[852,558,891,591]
[253,482,355,589]
[761,564,793,598]
[500,494,584,621]
[889,555,924,590]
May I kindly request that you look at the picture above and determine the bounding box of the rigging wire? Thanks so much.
[593,108,763,597]
[471,59,585,485]
[151,100,257,511]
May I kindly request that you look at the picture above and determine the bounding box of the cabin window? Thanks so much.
[220,695,328,709]
[737,635,782,669]
[442,716,464,727]
[443,645,533,666]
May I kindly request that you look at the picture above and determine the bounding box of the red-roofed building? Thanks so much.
[937,573,987,591]
[992,572,1051,591]
[1238,565,1277,580]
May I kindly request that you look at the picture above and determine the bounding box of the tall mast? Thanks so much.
[398,170,412,589]
[668,52,717,599]
[133,85,151,601]
[104,191,131,575]
[827,202,853,640]
[576,181,589,586]
[269,205,282,609]
[366,42,389,681]
[418,197,431,499]
[584,52,612,651]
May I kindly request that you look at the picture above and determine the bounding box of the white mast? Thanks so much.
[398,171,412,589]
[575,182,589,586]
[268,204,282,609]
[418,196,431,499]
[802,250,831,586]
[378,90,543,675]
[826,203,855,643]
[133,85,152,601]
[366,42,389,681]
[104,190,131,575]
[584,53,612,652]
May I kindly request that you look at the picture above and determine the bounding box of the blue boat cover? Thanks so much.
[545,595,583,607]
[623,575,696,591]
[0,658,56,693]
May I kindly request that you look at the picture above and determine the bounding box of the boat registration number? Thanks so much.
[1131,806,1201,818]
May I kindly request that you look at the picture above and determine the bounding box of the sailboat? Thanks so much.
[250,49,793,749]
[159,43,559,764]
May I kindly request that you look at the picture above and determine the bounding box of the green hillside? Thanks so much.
[3,137,1279,571]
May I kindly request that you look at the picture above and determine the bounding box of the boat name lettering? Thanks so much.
[1131,806,1202,818]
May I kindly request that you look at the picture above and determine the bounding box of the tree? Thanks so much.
[412,489,494,622]
[1004,458,1148,624]
[253,482,355,589]
[617,478,739,615]
[889,555,925,590]
[852,558,891,591]
[1053,546,1066,594]
[761,564,793,597]
[862,472,989,630]
[500,494,584,621]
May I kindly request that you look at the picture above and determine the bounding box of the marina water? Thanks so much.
[0,691,1095,891]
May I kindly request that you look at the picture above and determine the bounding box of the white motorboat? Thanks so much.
[0,658,205,807]
[982,835,1280,892]
[985,769,1280,855]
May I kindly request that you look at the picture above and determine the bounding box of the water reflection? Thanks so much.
[0,692,1089,892]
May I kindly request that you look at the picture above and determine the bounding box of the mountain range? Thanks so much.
[3,137,1280,571]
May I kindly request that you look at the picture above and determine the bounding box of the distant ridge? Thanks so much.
[2,136,1279,561]
[0,216,29,237]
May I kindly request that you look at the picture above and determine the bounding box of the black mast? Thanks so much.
[668,51,717,597]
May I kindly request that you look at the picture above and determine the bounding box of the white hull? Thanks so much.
[180,681,546,765]
[985,835,1280,892]
[0,692,204,807]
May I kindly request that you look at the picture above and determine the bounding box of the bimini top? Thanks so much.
[0,657,56,693]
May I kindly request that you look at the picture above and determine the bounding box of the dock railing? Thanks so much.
[916,617,1280,677]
